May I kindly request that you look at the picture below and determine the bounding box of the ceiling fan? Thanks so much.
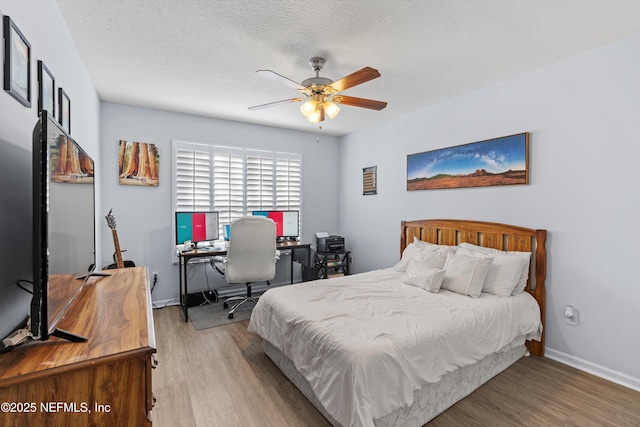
[249,57,387,123]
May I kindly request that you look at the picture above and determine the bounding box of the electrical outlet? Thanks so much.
[152,271,159,282]
[564,305,578,326]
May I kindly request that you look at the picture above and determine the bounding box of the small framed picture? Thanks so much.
[58,87,71,133]
[38,61,55,116]
[363,166,377,195]
[3,15,31,107]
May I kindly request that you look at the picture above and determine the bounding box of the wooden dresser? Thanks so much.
[0,267,156,427]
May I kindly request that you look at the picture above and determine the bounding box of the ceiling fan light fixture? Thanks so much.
[324,101,340,119]
[307,107,323,123]
[300,99,317,117]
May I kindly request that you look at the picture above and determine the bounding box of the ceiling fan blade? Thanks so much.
[248,98,303,110]
[329,67,381,92]
[335,95,387,111]
[256,70,305,90]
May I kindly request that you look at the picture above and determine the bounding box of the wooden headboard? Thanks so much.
[400,219,547,357]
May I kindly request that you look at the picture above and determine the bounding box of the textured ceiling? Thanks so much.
[56,0,640,136]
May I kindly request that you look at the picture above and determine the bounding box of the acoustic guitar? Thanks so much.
[105,209,135,269]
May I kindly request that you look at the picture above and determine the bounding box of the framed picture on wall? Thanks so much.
[118,140,160,187]
[58,87,71,133]
[363,166,377,195]
[37,61,55,117]
[407,132,529,191]
[3,15,31,107]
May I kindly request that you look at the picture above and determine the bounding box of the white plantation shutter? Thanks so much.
[213,151,245,228]
[276,157,301,211]
[175,148,211,211]
[246,153,274,212]
[172,141,302,244]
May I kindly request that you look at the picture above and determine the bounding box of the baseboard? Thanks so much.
[545,347,640,392]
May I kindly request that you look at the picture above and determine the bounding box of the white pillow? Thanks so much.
[394,242,421,272]
[442,253,493,298]
[458,243,532,294]
[457,247,525,297]
[412,248,449,269]
[403,262,445,293]
[413,237,457,253]
[394,238,454,272]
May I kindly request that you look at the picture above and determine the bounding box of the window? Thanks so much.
[172,141,302,237]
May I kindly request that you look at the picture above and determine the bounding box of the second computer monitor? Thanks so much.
[252,210,299,239]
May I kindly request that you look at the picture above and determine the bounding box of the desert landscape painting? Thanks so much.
[407,133,529,190]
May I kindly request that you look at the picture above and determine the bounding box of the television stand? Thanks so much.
[0,267,156,426]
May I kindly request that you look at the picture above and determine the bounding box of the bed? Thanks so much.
[248,219,547,427]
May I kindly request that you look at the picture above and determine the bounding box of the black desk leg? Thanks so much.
[290,249,294,284]
[181,257,189,322]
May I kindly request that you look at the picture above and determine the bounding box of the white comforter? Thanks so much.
[248,268,542,427]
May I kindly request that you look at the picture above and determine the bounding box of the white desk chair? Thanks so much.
[211,216,278,319]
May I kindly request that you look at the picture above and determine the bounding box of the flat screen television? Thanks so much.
[31,111,95,342]
[252,210,299,240]
[175,211,220,246]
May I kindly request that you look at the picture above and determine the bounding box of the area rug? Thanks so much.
[188,301,255,330]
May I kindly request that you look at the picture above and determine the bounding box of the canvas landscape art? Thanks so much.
[407,133,529,190]
[118,140,159,186]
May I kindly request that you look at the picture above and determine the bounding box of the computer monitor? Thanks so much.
[175,211,219,246]
[252,210,299,239]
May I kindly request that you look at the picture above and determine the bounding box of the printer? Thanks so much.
[317,235,345,252]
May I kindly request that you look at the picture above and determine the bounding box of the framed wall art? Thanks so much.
[38,60,55,116]
[407,132,529,191]
[363,165,377,195]
[58,87,71,133]
[3,15,31,107]
[118,140,160,187]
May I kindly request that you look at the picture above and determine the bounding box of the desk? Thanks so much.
[178,241,311,322]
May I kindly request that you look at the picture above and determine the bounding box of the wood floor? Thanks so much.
[152,306,640,427]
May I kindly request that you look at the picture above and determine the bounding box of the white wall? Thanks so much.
[0,0,100,338]
[100,103,340,303]
[338,34,640,390]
